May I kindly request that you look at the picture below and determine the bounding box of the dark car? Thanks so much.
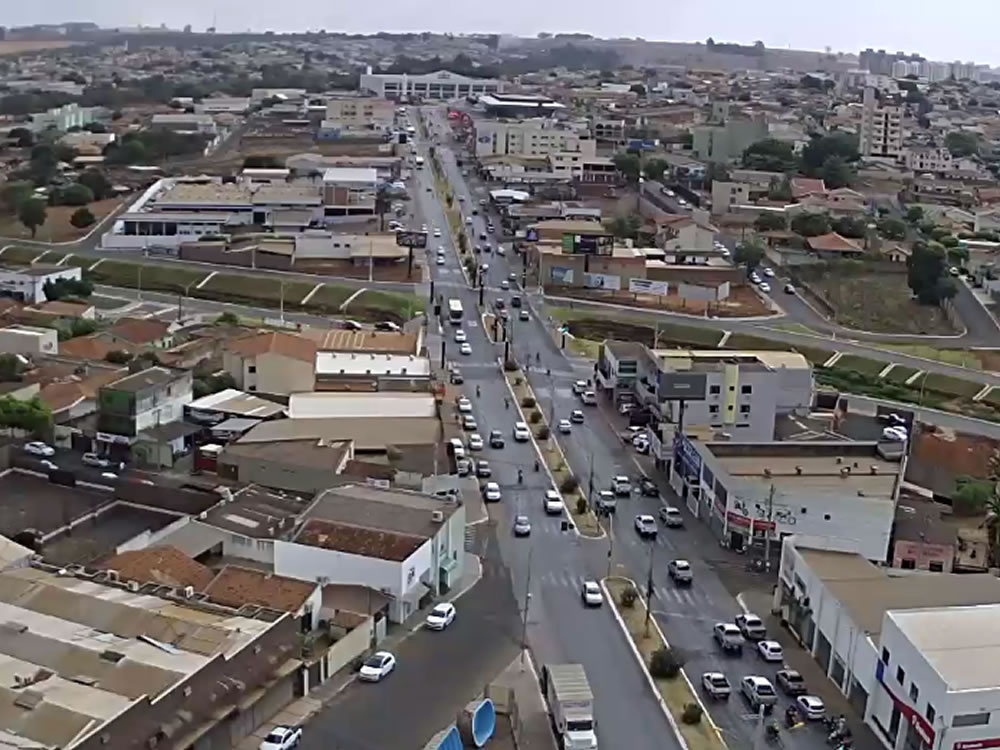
[638,477,659,497]
[476,460,492,478]
[489,430,505,449]
[449,368,464,385]
[776,669,807,696]
[374,321,400,332]
[510,295,522,308]
[494,298,506,311]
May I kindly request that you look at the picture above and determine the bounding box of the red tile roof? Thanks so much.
[791,177,827,198]
[99,545,214,589]
[205,566,317,613]
[228,331,317,363]
[806,232,864,253]
[106,317,171,345]
[58,335,128,361]
[295,518,425,562]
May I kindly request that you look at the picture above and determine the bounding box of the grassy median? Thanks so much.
[605,577,727,750]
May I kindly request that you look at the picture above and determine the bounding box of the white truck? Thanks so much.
[542,664,598,750]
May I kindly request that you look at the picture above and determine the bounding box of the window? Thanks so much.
[909,684,919,702]
[739,404,751,414]
[928,561,944,572]
[953,713,990,728]
[248,365,257,374]
[740,385,753,394]
[895,666,906,684]
[926,704,935,724]
[900,558,916,569]
[709,405,719,414]
[823,513,831,521]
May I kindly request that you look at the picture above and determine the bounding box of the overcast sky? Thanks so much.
[8,2,997,66]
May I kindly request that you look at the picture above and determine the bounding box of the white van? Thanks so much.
[448,438,466,459]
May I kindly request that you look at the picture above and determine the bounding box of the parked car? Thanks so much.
[375,321,401,332]
[581,580,604,607]
[449,367,464,385]
[882,425,908,442]
[758,282,771,294]
[82,452,113,468]
[634,514,658,538]
[461,414,477,431]
[456,396,472,413]
[668,559,693,585]
[359,651,396,682]
[259,726,303,750]
[756,640,784,662]
[702,672,732,699]
[40,459,58,471]
[659,506,684,527]
[776,669,807,696]
[741,676,777,711]
[513,515,531,536]
[735,613,767,640]
[796,695,826,721]
[713,623,745,654]
[24,441,54,457]
[425,602,456,631]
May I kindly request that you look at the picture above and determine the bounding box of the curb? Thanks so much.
[544,294,785,323]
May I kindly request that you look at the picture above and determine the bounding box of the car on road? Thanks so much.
[668,559,693,585]
[776,669,808,696]
[461,415,477,432]
[454,329,467,343]
[513,515,532,536]
[519,309,530,321]
[570,409,585,424]
[425,602,456,630]
[482,481,502,502]
[741,676,777,711]
[596,490,617,515]
[713,623,745,654]
[421,224,428,232]
[449,367,464,385]
[558,419,572,434]
[359,651,396,682]
[456,396,472,413]
[749,272,761,284]
[82,452,113,468]
[466,216,474,225]
[612,475,632,496]
[796,695,826,721]
[494,298,505,311]
[758,282,771,293]
[259,725,302,750]
[479,232,488,241]
[880,412,908,426]
[436,254,446,265]
[784,283,795,294]
[375,321,401,332]
[572,380,588,395]
[620,426,643,442]
[544,489,564,515]
[496,245,506,256]
[459,342,472,356]
[479,199,487,206]
[633,435,650,454]
[702,672,732,699]
[40,459,58,471]
[580,390,597,405]
[468,433,484,451]
[756,640,784,662]
[24,442,54,457]
[638,477,658,497]
[489,430,505,448]
[882,425,908,442]
[763,267,775,277]
[513,422,530,442]
[476,460,491,478]
[634,514,658,538]
[500,279,510,290]
[581,580,604,607]
[735,613,767,640]
[659,506,684,527]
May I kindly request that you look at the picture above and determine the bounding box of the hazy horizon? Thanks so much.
[6,1,998,67]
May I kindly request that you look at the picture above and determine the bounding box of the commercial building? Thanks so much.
[29,102,101,132]
[478,93,566,118]
[672,440,902,558]
[322,167,377,220]
[97,366,193,446]
[314,352,431,392]
[275,484,466,622]
[473,119,596,159]
[359,67,503,100]
[224,331,318,395]
[775,538,1000,750]
[0,324,57,356]
[860,87,903,160]
[323,96,395,132]
[219,437,353,494]
[150,113,218,135]
[0,264,82,304]
[194,96,251,114]
[691,115,768,163]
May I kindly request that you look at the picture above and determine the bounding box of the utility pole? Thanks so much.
[520,547,534,669]
[588,450,595,504]
[644,543,656,638]
[764,484,775,572]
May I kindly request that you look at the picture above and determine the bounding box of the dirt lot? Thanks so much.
[546,283,774,318]
[0,198,122,242]
[806,271,957,335]
[0,41,78,55]
[293,258,421,282]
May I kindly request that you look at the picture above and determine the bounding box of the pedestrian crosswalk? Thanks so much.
[530,569,712,607]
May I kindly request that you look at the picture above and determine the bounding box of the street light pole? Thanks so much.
[764,483,775,572]
[520,546,534,669]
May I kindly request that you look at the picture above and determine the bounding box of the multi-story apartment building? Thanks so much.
[904,146,954,174]
[860,87,903,159]
[474,118,596,159]
[359,67,502,100]
[97,366,193,439]
[324,96,395,132]
[691,115,768,163]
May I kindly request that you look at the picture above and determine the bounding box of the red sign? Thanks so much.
[876,662,935,745]
[726,511,776,531]
[955,740,1000,750]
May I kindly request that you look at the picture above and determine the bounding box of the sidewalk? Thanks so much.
[484,653,558,750]
[740,589,883,750]
[235,552,484,750]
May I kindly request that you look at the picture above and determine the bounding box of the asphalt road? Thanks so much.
[419,108,680,750]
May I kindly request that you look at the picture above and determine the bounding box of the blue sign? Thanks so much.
[673,433,702,481]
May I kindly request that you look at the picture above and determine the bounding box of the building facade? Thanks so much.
[97,366,193,439]
[0,265,82,304]
[359,68,503,100]
[474,119,596,159]
[860,87,903,159]
[324,96,395,132]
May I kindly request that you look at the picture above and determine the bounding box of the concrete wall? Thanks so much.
[0,328,58,356]
[324,616,374,675]
[158,520,276,565]
[255,351,315,395]
[218,450,342,494]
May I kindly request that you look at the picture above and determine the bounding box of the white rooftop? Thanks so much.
[287,392,436,419]
[889,604,1000,691]
[315,352,431,377]
[322,167,378,184]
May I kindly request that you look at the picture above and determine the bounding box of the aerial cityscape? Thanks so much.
[0,16,999,750]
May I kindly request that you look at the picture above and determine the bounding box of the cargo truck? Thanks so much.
[541,664,598,750]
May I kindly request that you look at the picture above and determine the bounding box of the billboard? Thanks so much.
[658,372,708,401]
[584,272,621,291]
[629,278,669,295]
[395,230,428,248]
[551,267,574,284]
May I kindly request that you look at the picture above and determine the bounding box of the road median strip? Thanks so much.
[603,576,727,750]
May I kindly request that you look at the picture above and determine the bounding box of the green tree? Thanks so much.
[877,217,907,240]
[605,215,642,240]
[0,354,25,383]
[790,212,831,237]
[1,180,33,212]
[18,199,47,238]
[907,241,957,304]
[57,183,95,207]
[801,132,859,175]
[820,155,852,189]
[612,152,641,183]
[629,83,647,97]
[8,127,33,148]
[767,175,793,201]
[704,162,729,189]
[734,239,766,271]
[741,138,797,172]
[642,158,667,182]
[945,131,980,157]
[954,476,993,515]
[215,311,240,326]
[753,213,787,232]
[0,395,52,435]
[70,207,96,229]
[831,215,868,239]
[76,169,112,200]
[905,205,925,223]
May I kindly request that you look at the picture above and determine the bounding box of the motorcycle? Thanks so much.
[784,706,801,728]
[765,722,781,745]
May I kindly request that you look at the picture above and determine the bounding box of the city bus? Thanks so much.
[447,298,464,325]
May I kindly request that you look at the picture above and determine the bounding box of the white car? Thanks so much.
[581,580,604,607]
[259,725,303,750]
[359,651,396,682]
[40,459,58,471]
[758,282,771,293]
[763,267,775,278]
[468,433,484,451]
[434,228,442,237]
[496,245,506,256]
[482,481,502,502]
[425,602,456,630]
[796,695,826,720]
[882,426,908,442]
[659,506,684,528]
[634,514,658,538]
[421,224,428,232]
[437,254,446,266]
[500,279,510,290]
[558,419,572,434]
[741,676,777,710]
[513,515,531,536]
[513,422,530,442]
[702,672,732,699]
[24,441,54,457]
[454,329,467,343]
[457,396,472,413]
[459,342,472,356]
[757,640,784,662]
[544,489,564,515]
